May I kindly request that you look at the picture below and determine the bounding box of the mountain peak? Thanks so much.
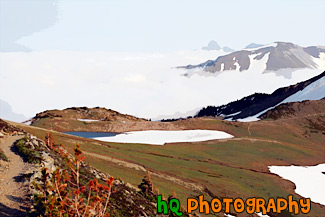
[202,40,221,51]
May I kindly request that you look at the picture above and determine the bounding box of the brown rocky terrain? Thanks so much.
[260,99,325,135]
[29,107,184,133]
[260,98,325,120]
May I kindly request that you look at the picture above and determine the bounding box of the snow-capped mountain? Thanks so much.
[196,71,325,121]
[182,42,325,73]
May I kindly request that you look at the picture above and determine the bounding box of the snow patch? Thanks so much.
[92,130,234,145]
[220,63,225,71]
[248,52,269,72]
[312,52,325,69]
[236,116,260,122]
[234,61,240,71]
[77,119,99,122]
[236,105,277,122]
[269,164,325,205]
[225,111,241,117]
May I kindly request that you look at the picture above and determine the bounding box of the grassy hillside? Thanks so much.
[11,101,325,216]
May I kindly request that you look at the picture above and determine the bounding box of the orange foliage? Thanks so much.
[34,144,114,217]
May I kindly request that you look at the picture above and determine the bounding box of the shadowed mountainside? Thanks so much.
[196,71,325,120]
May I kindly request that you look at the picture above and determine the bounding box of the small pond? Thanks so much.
[64,131,118,138]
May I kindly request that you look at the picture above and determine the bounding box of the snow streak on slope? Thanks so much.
[312,52,325,69]
[247,52,269,72]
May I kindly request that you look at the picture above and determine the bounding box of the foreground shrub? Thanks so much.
[138,169,157,202]
[33,144,114,217]
[14,137,42,164]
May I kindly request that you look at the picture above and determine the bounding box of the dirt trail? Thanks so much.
[0,135,32,217]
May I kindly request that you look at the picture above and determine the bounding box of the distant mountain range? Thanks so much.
[202,40,235,52]
[183,42,325,73]
[196,71,325,121]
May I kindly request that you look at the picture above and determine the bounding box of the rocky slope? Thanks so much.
[30,106,144,124]
[260,98,325,121]
[260,99,325,139]
[0,118,24,135]
[196,71,325,120]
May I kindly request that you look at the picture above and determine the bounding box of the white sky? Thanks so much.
[2,0,325,52]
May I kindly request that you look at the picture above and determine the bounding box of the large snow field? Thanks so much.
[92,130,233,145]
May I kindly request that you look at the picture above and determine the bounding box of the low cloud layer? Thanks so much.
[0,50,322,120]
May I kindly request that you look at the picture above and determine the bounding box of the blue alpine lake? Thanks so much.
[64,131,118,138]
